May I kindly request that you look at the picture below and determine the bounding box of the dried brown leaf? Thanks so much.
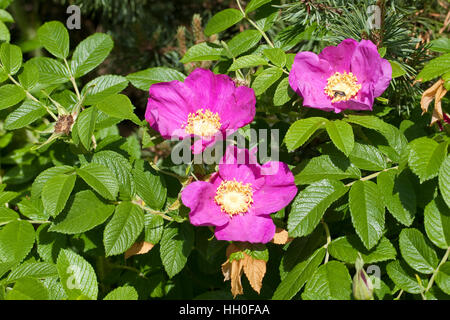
[124,241,154,259]
[421,79,443,114]
[271,227,293,245]
[242,255,266,294]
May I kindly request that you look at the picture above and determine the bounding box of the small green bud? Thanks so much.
[352,254,374,300]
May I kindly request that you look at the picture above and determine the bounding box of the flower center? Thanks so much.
[324,71,361,103]
[183,108,221,137]
[214,179,253,217]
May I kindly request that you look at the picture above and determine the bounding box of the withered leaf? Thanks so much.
[271,227,293,245]
[124,241,154,259]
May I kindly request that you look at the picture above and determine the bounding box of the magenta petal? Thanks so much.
[181,181,228,227]
[214,214,276,244]
[252,161,297,216]
[289,52,334,111]
[319,38,358,72]
[220,86,256,130]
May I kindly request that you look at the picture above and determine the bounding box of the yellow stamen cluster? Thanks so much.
[183,108,221,137]
[324,71,361,103]
[215,179,254,217]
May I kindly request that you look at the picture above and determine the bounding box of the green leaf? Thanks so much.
[0,221,35,265]
[436,262,450,295]
[349,142,387,171]
[424,196,450,249]
[94,94,141,126]
[408,138,447,183]
[288,179,348,237]
[127,67,185,91]
[386,260,422,294]
[273,247,325,300]
[399,228,439,274]
[302,261,352,300]
[103,202,145,256]
[75,107,98,150]
[0,20,9,42]
[0,84,25,110]
[284,117,328,151]
[294,154,360,185]
[349,180,385,250]
[228,54,268,71]
[328,235,396,264]
[82,75,129,105]
[180,42,224,63]
[0,207,18,224]
[252,67,283,96]
[273,76,293,106]
[31,166,74,200]
[416,53,450,82]
[70,33,113,78]
[204,8,243,36]
[7,262,58,282]
[245,0,272,13]
[18,198,48,221]
[132,166,167,210]
[0,42,22,75]
[104,286,138,300]
[389,60,407,78]
[36,224,67,263]
[325,120,354,156]
[56,249,98,300]
[144,214,164,245]
[439,155,450,208]
[0,9,13,23]
[160,223,194,278]
[76,163,119,201]
[28,57,70,85]
[226,30,262,57]
[92,151,135,200]
[377,170,416,226]
[6,278,49,300]
[18,62,39,90]
[37,21,69,59]
[263,48,286,67]
[49,190,115,234]
[41,173,77,218]
[429,38,450,53]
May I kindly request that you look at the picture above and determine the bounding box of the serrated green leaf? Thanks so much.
[160,223,194,278]
[70,33,113,78]
[104,286,138,300]
[294,154,360,185]
[6,278,49,300]
[263,48,286,67]
[439,155,450,208]
[82,75,129,105]
[349,180,385,250]
[127,67,185,91]
[228,54,268,71]
[132,166,167,210]
[18,62,39,90]
[94,94,141,126]
[41,173,77,218]
[0,207,18,224]
[284,117,328,152]
[377,169,416,226]
[245,0,272,13]
[0,84,25,110]
[288,179,348,237]
[56,249,98,300]
[74,107,98,150]
[36,224,67,263]
[28,57,70,85]
[429,38,450,53]
[328,235,396,264]
[31,166,74,200]
[408,138,447,183]
[436,262,450,295]
[0,220,35,265]
[399,228,438,274]
[204,8,243,36]
[349,142,387,171]
[389,60,407,78]
[180,42,224,63]
[0,9,13,23]
[416,53,450,82]
[49,190,115,234]
[103,202,144,256]
[424,196,450,249]
[273,76,293,106]
[386,260,422,294]
[6,262,58,282]
[144,214,164,245]
[273,247,325,300]
[325,120,354,156]
[37,21,69,59]
[0,42,21,76]
[76,163,119,201]
[226,30,262,57]
[302,261,352,300]
[252,67,283,96]
[0,21,9,42]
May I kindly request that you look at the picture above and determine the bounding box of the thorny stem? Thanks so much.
[321,219,331,264]
[236,0,275,48]
[425,247,450,294]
